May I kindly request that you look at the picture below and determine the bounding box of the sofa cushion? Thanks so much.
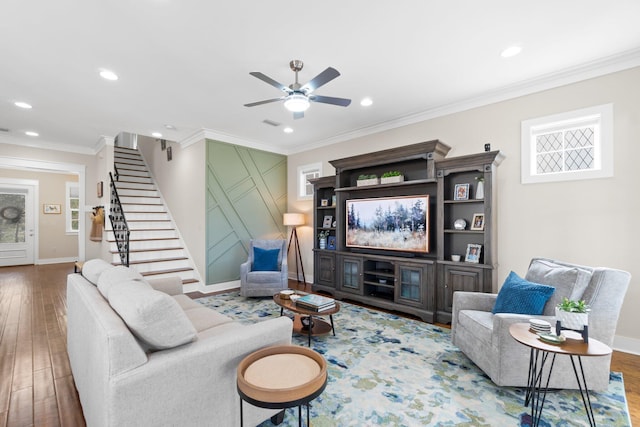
[81,258,113,285]
[253,247,280,271]
[182,306,234,332]
[97,266,145,299]
[108,280,197,350]
[492,271,555,315]
[525,259,592,316]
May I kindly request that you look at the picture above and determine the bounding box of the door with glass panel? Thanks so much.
[0,183,36,266]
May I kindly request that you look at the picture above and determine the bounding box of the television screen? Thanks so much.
[346,195,429,253]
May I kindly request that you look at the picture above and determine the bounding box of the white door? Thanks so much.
[0,183,36,266]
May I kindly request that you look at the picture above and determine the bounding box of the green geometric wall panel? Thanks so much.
[205,139,287,285]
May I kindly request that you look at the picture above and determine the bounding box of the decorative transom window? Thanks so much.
[521,104,613,184]
[297,162,321,200]
[66,182,79,233]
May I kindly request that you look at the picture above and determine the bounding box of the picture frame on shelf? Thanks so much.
[320,199,329,207]
[454,183,469,200]
[331,195,336,206]
[327,235,336,250]
[465,244,482,263]
[97,181,103,198]
[322,215,333,228]
[43,204,61,214]
[470,213,485,231]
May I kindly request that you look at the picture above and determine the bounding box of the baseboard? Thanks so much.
[37,257,77,265]
[288,273,312,284]
[613,335,640,355]
[193,280,240,294]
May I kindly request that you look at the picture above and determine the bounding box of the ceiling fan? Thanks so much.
[244,60,351,119]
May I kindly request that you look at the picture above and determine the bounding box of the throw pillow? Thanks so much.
[81,258,113,285]
[253,247,280,271]
[108,280,197,350]
[97,265,145,299]
[525,259,592,316]
[492,271,555,315]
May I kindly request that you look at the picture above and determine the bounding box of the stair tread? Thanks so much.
[113,256,188,266]
[107,237,179,242]
[140,267,194,276]
[110,247,184,254]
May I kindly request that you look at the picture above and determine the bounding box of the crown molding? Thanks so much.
[178,128,289,155]
[288,48,640,154]
[0,133,102,156]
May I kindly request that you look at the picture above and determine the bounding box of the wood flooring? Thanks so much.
[0,263,638,426]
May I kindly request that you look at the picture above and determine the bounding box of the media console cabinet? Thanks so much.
[310,140,504,323]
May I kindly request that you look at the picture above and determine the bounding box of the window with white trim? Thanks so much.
[521,104,613,184]
[297,163,322,200]
[66,182,79,233]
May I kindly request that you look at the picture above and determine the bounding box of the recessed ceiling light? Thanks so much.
[25,131,39,137]
[360,97,373,107]
[164,124,176,130]
[501,45,522,58]
[283,127,293,134]
[15,101,33,109]
[151,132,163,138]
[99,69,119,81]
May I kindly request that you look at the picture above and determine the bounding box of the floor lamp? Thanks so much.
[283,213,306,285]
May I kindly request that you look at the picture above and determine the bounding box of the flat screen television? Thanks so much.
[346,195,429,253]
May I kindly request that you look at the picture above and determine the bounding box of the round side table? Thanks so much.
[237,345,328,427]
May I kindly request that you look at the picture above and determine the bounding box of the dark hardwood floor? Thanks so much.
[1,263,638,426]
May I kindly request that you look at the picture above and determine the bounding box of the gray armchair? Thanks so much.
[452,257,630,391]
[240,239,288,297]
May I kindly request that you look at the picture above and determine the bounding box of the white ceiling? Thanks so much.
[2,0,640,155]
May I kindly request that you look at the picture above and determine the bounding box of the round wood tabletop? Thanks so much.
[509,323,611,357]
[273,293,341,316]
[237,345,328,406]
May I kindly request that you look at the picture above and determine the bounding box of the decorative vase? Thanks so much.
[475,181,484,200]
[555,307,588,330]
[319,238,327,249]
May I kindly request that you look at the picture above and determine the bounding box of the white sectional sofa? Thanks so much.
[67,259,293,427]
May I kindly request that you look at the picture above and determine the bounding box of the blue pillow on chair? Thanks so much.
[492,271,555,315]
[253,247,280,271]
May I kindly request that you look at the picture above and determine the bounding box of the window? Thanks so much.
[521,104,613,184]
[297,163,321,200]
[66,182,79,233]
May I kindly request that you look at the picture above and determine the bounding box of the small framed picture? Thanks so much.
[43,204,61,214]
[470,213,485,231]
[331,195,336,206]
[322,215,333,228]
[167,146,173,161]
[454,184,469,201]
[327,235,337,250]
[465,244,482,263]
[320,199,329,207]
[97,181,103,198]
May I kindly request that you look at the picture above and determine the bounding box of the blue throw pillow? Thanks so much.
[492,271,555,315]
[253,247,280,271]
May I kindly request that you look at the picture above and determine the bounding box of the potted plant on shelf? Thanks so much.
[356,174,379,187]
[318,230,330,249]
[381,170,405,184]
[555,297,590,331]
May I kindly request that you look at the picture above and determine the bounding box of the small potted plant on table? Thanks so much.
[555,297,590,342]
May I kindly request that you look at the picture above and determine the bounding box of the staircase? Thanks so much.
[107,146,200,287]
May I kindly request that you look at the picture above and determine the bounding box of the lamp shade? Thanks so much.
[283,212,305,226]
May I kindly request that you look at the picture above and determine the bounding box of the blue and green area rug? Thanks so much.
[197,292,631,427]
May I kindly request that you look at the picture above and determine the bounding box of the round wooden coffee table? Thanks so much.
[273,293,340,346]
[237,345,328,427]
[509,323,611,427]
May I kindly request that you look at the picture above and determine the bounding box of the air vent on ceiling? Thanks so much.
[262,119,281,127]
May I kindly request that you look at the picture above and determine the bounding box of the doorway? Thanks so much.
[0,180,37,266]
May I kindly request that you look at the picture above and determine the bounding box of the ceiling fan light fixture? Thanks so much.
[284,94,310,112]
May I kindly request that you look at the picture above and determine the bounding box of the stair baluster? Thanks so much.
[108,172,130,267]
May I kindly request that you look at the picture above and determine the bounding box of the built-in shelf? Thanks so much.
[335,178,438,192]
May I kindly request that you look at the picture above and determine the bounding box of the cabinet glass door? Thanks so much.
[341,257,362,293]
[399,266,422,302]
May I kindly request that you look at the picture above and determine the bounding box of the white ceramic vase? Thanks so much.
[319,238,327,249]
[475,180,484,199]
[555,307,588,330]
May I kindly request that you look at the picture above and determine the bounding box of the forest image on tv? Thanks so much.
[346,195,429,253]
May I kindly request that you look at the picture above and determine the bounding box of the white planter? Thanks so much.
[555,307,588,330]
[356,178,380,187]
[475,181,484,199]
[380,175,405,184]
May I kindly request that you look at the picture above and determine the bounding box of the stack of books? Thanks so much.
[295,293,336,312]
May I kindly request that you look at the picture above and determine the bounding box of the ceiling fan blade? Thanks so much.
[249,72,292,93]
[309,95,351,107]
[300,67,340,93]
[244,97,284,107]
[293,111,304,120]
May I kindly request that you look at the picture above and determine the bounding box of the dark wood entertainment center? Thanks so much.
[310,140,504,323]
